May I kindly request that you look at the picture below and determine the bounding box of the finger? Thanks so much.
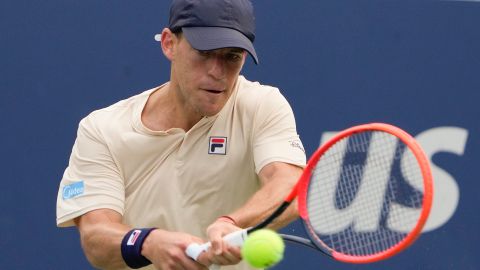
[173,265,186,270]
[165,247,202,270]
[196,247,229,266]
[226,245,242,260]
[160,261,186,270]
[210,235,224,255]
[195,251,213,267]
[181,255,207,270]
[209,244,242,265]
[224,252,241,264]
[218,246,242,264]
[210,255,230,266]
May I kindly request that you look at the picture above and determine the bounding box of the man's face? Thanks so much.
[170,33,246,117]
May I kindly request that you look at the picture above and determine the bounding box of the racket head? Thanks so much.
[297,123,433,263]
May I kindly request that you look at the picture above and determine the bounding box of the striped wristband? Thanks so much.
[121,228,156,269]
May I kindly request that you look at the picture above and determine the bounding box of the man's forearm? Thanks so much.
[75,210,130,270]
[228,162,302,230]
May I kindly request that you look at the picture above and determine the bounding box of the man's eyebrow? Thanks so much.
[229,48,245,53]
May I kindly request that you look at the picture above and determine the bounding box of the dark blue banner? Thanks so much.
[1,0,477,269]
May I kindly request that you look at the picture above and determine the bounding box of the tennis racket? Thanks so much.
[186,123,433,266]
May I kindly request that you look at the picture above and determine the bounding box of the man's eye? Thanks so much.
[198,50,211,57]
[227,53,242,61]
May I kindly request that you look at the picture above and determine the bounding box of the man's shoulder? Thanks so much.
[235,76,284,108]
[79,88,154,132]
[94,90,150,115]
[237,75,280,98]
[235,76,289,110]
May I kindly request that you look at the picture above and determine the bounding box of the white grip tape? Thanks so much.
[185,242,211,261]
[222,229,248,246]
[185,229,248,262]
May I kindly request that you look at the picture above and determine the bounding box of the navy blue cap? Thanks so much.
[168,0,258,64]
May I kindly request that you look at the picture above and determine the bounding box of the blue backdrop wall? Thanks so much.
[1,0,478,269]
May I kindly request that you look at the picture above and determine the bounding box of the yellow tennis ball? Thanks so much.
[241,229,285,269]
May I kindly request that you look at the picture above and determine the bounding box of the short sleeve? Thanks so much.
[56,115,125,227]
[252,89,307,173]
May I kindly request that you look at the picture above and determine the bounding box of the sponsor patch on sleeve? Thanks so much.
[289,139,305,154]
[62,181,85,200]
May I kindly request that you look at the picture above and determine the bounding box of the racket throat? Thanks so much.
[249,201,292,232]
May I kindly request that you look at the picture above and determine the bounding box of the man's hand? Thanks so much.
[196,218,242,266]
[142,229,209,270]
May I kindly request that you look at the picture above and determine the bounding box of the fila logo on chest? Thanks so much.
[209,136,227,155]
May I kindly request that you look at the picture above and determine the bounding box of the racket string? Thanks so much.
[306,131,425,256]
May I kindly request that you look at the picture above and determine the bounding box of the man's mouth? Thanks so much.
[203,89,224,94]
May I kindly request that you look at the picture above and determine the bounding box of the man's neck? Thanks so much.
[141,83,202,132]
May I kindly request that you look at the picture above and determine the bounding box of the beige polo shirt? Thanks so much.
[56,76,306,269]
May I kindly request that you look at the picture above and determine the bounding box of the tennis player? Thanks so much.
[56,0,306,269]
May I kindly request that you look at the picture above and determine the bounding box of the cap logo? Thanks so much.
[209,136,227,155]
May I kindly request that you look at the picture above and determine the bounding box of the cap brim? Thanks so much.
[182,27,259,64]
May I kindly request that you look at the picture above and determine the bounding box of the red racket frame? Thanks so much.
[291,123,434,263]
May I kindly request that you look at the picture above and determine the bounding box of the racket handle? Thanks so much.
[185,229,248,269]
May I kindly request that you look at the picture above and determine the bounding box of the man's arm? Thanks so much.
[229,161,302,229]
[74,209,129,269]
[75,209,208,270]
[200,161,302,262]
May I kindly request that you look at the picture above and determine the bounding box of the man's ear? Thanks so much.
[160,28,176,61]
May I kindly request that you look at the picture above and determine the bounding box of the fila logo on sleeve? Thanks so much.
[209,136,227,155]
